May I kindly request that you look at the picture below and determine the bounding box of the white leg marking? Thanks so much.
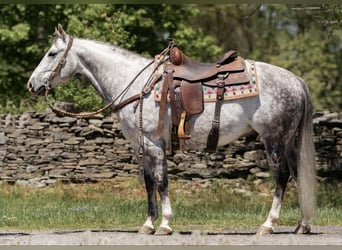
[143,216,154,229]
[160,196,173,229]
[139,216,156,234]
[154,196,173,235]
[258,196,282,234]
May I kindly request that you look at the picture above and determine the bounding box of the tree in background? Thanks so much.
[194,4,341,111]
[0,5,65,110]
[0,4,341,113]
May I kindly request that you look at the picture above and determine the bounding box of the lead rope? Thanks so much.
[134,42,176,182]
[136,58,167,184]
[138,92,145,183]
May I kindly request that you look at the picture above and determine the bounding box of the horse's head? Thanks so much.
[27,24,78,96]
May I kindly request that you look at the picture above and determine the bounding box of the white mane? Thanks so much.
[77,38,150,62]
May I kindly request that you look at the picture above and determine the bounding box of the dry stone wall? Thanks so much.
[0,111,341,187]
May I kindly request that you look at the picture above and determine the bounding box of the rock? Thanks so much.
[250,167,262,174]
[43,179,57,185]
[51,116,77,125]
[209,154,225,161]
[16,180,30,186]
[243,150,265,161]
[178,162,190,169]
[79,158,106,166]
[89,119,103,128]
[61,152,80,159]
[27,125,44,131]
[49,168,73,176]
[0,132,7,145]
[47,143,65,149]
[64,139,81,145]
[173,153,190,164]
[25,165,40,173]
[0,149,7,161]
[18,112,35,128]
[167,160,177,168]
[85,172,116,179]
[79,145,97,151]
[192,163,206,169]
[115,138,129,146]
[255,172,271,178]
[0,111,341,185]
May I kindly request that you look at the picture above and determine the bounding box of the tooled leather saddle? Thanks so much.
[156,42,252,153]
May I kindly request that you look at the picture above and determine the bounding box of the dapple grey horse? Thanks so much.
[27,24,317,235]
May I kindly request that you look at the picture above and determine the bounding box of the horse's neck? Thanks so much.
[74,38,152,102]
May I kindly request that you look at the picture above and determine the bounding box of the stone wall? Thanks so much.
[0,111,341,187]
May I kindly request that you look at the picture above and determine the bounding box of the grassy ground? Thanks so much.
[0,177,341,231]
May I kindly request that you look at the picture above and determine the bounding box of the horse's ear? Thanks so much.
[55,23,67,40]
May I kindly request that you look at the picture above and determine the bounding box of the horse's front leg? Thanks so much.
[138,162,158,235]
[154,152,173,235]
[138,138,173,235]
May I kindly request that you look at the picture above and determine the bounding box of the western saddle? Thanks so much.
[156,41,250,153]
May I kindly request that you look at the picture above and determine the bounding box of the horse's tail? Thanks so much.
[297,77,317,221]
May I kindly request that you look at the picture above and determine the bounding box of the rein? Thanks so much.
[44,37,172,118]
[45,59,155,118]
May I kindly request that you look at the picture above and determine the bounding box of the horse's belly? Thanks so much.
[182,102,255,150]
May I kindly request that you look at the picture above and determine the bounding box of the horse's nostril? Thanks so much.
[27,81,33,91]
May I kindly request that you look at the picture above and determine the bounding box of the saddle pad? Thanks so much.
[154,61,259,103]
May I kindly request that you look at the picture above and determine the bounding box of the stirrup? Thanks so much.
[178,111,191,139]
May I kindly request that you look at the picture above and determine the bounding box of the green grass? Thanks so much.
[0,177,341,231]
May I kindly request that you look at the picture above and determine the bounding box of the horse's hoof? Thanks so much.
[294,224,311,234]
[155,226,173,235]
[256,226,273,235]
[138,225,156,235]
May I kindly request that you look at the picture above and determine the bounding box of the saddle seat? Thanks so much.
[169,47,248,85]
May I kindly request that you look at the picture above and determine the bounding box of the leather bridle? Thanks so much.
[46,37,74,89]
[43,37,170,118]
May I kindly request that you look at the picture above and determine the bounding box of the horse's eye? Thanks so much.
[48,51,58,57]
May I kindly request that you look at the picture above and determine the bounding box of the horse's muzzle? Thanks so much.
[27,81,46,96]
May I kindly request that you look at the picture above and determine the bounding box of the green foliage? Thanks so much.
[0,4,67,109]
[0,4,341,113]
[194,4,342,111]
[269,31,340,110]
[51,80,104,112]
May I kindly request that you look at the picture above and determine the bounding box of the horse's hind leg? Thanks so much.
[257,141,290,235]
[286,142,311,234]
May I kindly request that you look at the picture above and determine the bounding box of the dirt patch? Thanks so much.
[0,226,341,245]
